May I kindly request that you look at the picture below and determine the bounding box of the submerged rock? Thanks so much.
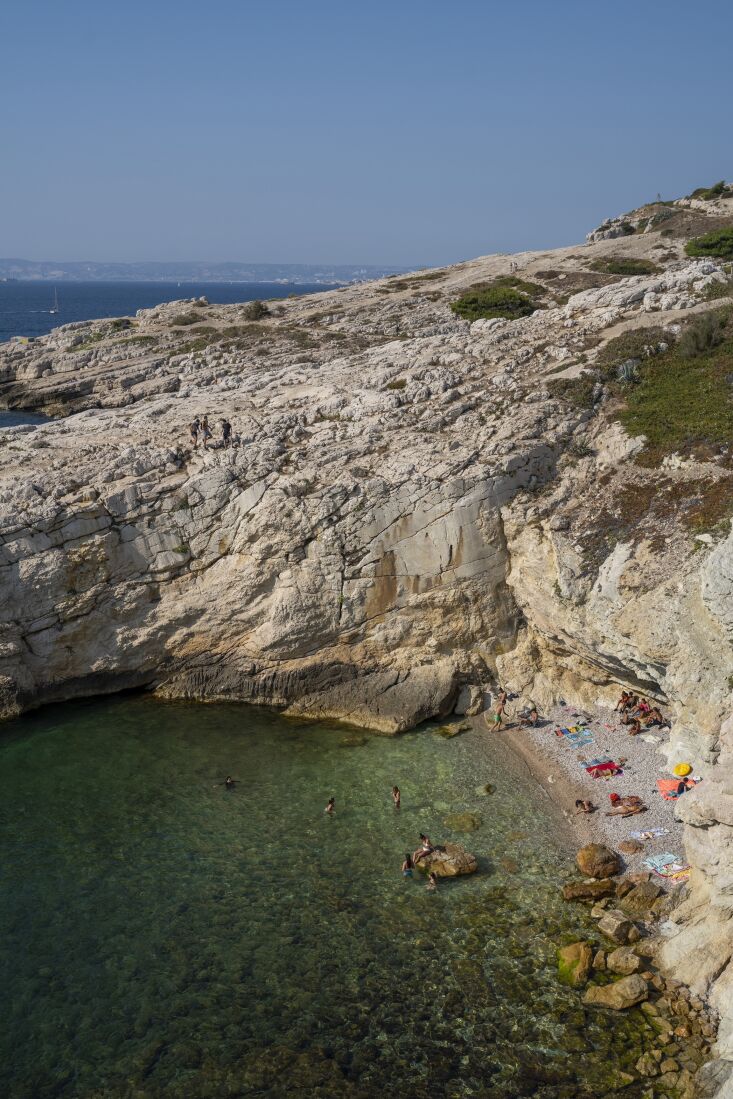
[576,843,622,879]
[583,974,649,1010]
[443,812,482,832]
[558,941,593,987]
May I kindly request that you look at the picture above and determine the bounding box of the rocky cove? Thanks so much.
[1,190,733,1097]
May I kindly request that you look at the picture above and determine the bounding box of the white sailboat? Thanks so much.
[49,288,59,315]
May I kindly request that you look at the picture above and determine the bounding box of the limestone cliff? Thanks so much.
[2,189,733,1092]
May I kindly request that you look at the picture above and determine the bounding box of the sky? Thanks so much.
[1,0,731,266]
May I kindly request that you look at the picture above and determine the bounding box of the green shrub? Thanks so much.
[619,328,733,460]
[689,181,731,201]
[386,378,407,390]
[596,326,672,381]
[678,312,727,358]
[243,299,270,320]
[685,227,733,259]
[170,312,204,326]
[450,276,543,322]
[590,257,659,277]
[110,318,133,330]
[546,374,598,408]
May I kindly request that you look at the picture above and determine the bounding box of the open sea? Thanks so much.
[0,696,661,1098]
[0,281,333,343]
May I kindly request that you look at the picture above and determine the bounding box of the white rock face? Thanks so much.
[2,195,733,1090]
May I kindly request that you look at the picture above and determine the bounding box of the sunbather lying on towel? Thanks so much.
[606,794,646,817]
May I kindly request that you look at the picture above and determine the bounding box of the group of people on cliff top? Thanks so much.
[189,415,232,450]
[614,691,671,737]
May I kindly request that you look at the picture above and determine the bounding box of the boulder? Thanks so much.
[597,909,637,944]
[618,839,644,855]
[443,812,482,833]
[454,685,485,716]
[635,1052,659,1077]
[593,948,607,971]
[606,946,642,975]
[619,880,664,917]
[558,941,593,987]
[582,974,649,1010]
[576,843,622,879]
[420,843,478,877]
[562,879,616,901]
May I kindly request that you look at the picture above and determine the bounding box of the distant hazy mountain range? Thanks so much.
[0,259,412,285]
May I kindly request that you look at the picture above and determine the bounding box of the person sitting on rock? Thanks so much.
[644,707,670,730]
[614,691,631,712]
[627,718,642,736]
[426,872,439,893]
[520,707,539,728]
[574,799,596,814]
[413,834,434,863]
[635,697,652,717]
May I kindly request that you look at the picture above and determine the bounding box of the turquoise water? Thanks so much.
[1,697,655,1098]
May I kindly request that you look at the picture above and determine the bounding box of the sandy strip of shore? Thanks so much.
[475,699,694,887]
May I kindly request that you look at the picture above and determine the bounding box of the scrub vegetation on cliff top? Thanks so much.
[685,226,733,259]
[589,257,659,277]
[450,276,545,321]
[619,310,733,463]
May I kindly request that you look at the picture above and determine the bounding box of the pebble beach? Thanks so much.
[492,699,693,884]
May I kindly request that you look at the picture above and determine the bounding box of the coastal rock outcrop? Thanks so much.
[2,190,733,1093]
[583,974,649,1010]
[576,843,622,880]
[418,843,478,877]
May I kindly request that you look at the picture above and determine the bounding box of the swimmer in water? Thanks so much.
[402,853,413,878]
[324,797,335,815]
[213,776,237,789]
[392,785,401,809]
[426,872,439,892]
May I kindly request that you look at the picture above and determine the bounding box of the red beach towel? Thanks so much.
[586,761,620,777]
[657,778,699,800]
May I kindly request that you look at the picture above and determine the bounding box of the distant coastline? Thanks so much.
[0,259,414,285]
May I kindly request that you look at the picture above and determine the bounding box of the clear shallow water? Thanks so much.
[0,281,332,342]
[0,697,654,1098]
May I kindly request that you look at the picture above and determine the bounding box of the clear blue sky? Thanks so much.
[1,0,731,266]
